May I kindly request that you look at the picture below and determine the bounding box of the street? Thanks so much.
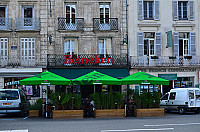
[0,112,200,132]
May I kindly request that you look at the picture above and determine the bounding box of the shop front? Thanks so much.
[130,67,199,95]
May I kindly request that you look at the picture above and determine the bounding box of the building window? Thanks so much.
[138,0,160,20]
[174,77,194,88]
[173,32,196,57]
[99,3,110,24]
[20,38,35,60]
[64,38,78,55]
[65,3,76,23]
[0,6,7,27]
[144,1,153,20]
[144,33,155,56]
[0,38,8,59]
[178,1,188,20]
[0,6,6,18]
[22,6,34,26]
[173,0,194,20]
[98,38,112,56]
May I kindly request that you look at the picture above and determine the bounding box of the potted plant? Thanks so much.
[29,98,43,117]
[91,92,125,119]
[50,92,83,119]
[133,91,164,117]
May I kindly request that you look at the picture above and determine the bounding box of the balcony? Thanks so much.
[130,56,200,67]
[47,54,127,68]
[15,18,40,31]
[0,18,12,31]
[58,18,84,31]
[0,55,46,68]
[93,18,118,31]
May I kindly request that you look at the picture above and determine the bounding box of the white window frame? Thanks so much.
[65,3,77,30]
[98,38,112,65]
[0,38,8,60]
[20,38,35,60]
[0,6,7,28]
[143,38,155,56]
[143,1,154,20]
[182,38,189,56]
[178,1,188,20]
[99,3,110,30]
[64,38,78,55]
[21,5,34,28]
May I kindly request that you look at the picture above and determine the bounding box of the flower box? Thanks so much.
[184,56,192,59]
[169,56,176,59]
[29,110,39,117]
[52,110,84,119]
[151,56,159,59]
[94,109,125,118]
[134,108,164,117]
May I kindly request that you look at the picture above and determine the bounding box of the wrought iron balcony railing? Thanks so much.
[93,18,118,31]
[15,18,40,31]
[47,54,127,68]
[0,18,12,31]
[58,18,84,30]
[130,56,200,67]
[0,55,46,68]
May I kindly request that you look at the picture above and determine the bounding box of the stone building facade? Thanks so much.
[128,0,200,94]
[0,0,128,97]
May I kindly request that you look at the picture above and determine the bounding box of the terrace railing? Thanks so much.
[47,54,127,68]
[58,18,84,30]
[130,56,200,67]
[0,18,12,31]
[93,18,118,31]
[0,55,46,68]
[15,18,40,31]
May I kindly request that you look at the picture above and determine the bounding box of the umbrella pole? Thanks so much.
[46,85,48,118]
[94,84,95,93]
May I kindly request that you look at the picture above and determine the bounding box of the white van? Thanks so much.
[160,88,200,114]
[0,89,29,116]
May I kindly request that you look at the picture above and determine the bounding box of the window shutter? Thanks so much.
[188,1,194,20]
[190,32,196,56]
[172,0,178,20]
[154,0,160,20]
[155,32,162,56]
[173,32,179,56]
[138,32,144,56]
[138,0,144,20]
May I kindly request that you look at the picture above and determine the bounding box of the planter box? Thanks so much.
[52,110,84,119]
[134,108,164,117]
[95,109,125,118]
[29,110,39,117]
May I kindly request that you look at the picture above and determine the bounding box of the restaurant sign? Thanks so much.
[64,55,113,64]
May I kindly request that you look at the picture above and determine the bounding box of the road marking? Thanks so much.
[144,123,200,127]
[1,119,16,121]
[101,128,174,132]
[0,130,28,132]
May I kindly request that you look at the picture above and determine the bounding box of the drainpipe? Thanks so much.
[126,0,129,70]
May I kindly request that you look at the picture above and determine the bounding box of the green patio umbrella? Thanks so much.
[20,71,71,118]
[121,71,169,85]
[20,71,71,85]
[72,70,121,85]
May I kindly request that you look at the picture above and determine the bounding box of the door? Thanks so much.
[189,90,195,107]
[99,4,110,30]
[168,92,176,110]
[195,90,200,107]
[22,6,34,29]
[160,93,169,110]
[65,4,76,30]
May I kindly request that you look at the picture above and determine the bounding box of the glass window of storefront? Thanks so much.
[174,77,194,88]
[4,77,40,97]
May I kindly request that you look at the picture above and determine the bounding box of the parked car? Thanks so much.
[160,88,200,114]
[0,89,29,116]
